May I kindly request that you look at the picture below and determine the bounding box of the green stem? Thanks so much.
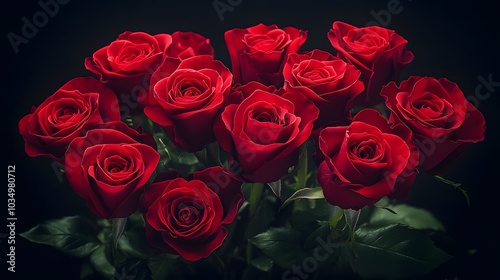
[144,117,156,134]
[156,137,172,163]
[295,144,309,190]
[249,182,264,218]
[434,175,461,188]
[246,240,253,266]
[434,175,470,205]
[246,182,264,264]
[329,206,344,230]
[292,144,309,213]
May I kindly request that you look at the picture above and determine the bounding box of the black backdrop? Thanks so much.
[3,0,499,279]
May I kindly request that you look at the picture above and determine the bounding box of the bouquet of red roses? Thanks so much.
[18,21,486,279]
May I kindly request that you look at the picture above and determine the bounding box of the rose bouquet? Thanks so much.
[18,21,486,280]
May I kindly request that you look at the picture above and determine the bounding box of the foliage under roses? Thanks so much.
[18,21,485,280]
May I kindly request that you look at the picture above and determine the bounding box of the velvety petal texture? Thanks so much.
[168,31,215,59]
[84,31,173,114]
[316,109,417,209]
[381,76,486,173]
[18,77,120,162]
[225,81,278,106]
[328,21,413,107]
[140,167,244,261]
[225,23,307,87]
[214,88,319,183]
[144,55,233,152]
[85,31,172,88]
[64,122,159,219]
[283,49,364,128]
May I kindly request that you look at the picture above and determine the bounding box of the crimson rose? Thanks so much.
[381,76,486,174]
[140,167,244,261]
[214,88,319,183]
[224,23,307,87]
[18,77,120,162]
[84,31,172,114]
[225,81,277,105]
[144,55,233,152]
[316,109,418,209]
[65,121,159,219]
[283,49,364,128]
[328,21,414,107]
[168,31,215,59]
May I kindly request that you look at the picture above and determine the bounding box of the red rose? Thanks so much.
[328,21,414,107]
[144,55,233,152]
[283,49,364,128]
[214,88,319,183]
[316,109,418,209]
[226,81,278,105]
[381,76,486,174]
[84,31,172,114]
[64,121,159,219]
[18,77,120,162]
[224,23,307,87]
[140,167,244,261]
[168,31,215,59]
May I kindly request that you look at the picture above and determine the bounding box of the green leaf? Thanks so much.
[375,205,398,215]
[147,253,179,280]
[370,204,445,232]
[20,216,100,258]
[154,132,199,166]
[114,259,151,280]
[89,245,115,279]
[248,182,265,217]
[329,206,344,229]
[112,217,128,249]
[304,222,331,249]
[280,187,324,211]
[267,179,282,199]
[250,256,274,272]
[118,230,159,260]
[244,195,278,240]
[294,143,309,190]
[344,209,361,233]
[194,149,208,166]
[342,224,452,279]
[249,227,304,268]
[207,141,224,167]
[289,199,336,229]
[177,151,200,165]
[342,209,361,243]
[153,134,172,163]
[127,211,145,229]
[80,260,95,279]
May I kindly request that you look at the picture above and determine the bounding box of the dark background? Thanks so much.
[3,0,499,279]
